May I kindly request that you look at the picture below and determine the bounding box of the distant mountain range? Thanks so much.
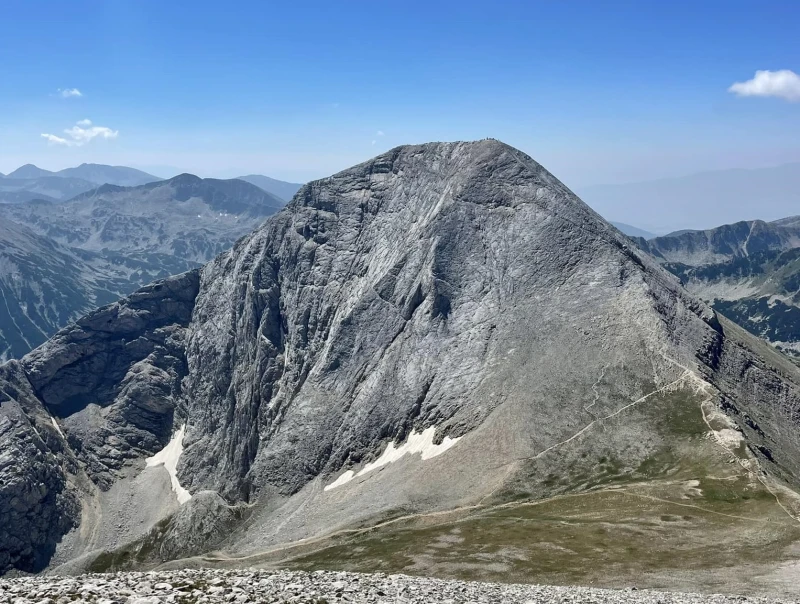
[0,163,162,203]
[0,162,304,205]
[4,162,161,186]
[0,176,93,203]
[0,174,286,359]
[610,222,656,239]
[634,217,800,356]
[236,174,303,202]
[578,162,800,234]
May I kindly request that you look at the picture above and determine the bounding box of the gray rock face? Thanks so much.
[0,271,199,574]
[180,139,649,499]
[3,141,800,579]
[23,271,200,488]
[0,361,78,573]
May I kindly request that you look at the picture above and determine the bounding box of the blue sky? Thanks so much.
[1,0,798,186]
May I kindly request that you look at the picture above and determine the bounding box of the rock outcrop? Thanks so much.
[0,361,78,573]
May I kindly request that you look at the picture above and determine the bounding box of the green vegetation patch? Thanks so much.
[281,486,800,589]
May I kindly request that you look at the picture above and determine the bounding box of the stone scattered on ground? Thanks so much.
[0,570,795,604]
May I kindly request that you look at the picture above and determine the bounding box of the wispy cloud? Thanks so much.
[41,133,71,145]
[728,69,800,102]
[371,130,385,145]
[41,119,119,147]
[57,88,83,98]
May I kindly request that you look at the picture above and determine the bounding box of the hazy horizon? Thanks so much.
[4,154,800,234]
[3,153,800,191]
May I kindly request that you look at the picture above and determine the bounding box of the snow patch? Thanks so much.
[324,426,461,492]
[146,425,192,504]
[50,417,65,439]
[324,470,355,491]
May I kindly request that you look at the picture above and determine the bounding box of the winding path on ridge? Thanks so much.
[194,356,800,568]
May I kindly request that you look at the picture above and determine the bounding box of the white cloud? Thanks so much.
[41,119,119,147]
[371,140,377,145]
[41,134,71,145]
[728,69,800,102]
[376,130,385,136]
[58,88,83,98]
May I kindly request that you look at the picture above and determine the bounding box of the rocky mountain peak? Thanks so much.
[289,139,617,237]
[2,141,800,581]
[166,173,204,187]
[6,164,53,179]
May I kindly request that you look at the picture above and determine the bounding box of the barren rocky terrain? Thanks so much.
[2,570,798,604]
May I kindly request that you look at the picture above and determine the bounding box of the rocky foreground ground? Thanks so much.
[0,570,796,604]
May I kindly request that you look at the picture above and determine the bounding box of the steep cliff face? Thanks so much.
[0,272,200,573]
[0,361,79,573]
[3,141,800,580]
[22,271,200,488]
[178,140,704,500]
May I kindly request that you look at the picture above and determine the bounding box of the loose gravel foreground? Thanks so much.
[0,570,797,604]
